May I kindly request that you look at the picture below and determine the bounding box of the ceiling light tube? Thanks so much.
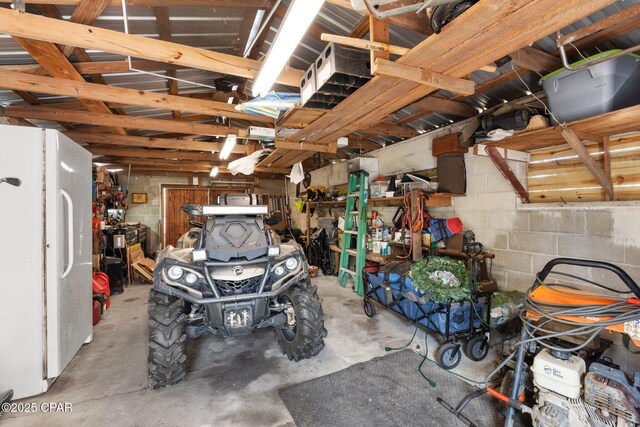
[220,134,237,160]
[252,0,325,97]
[210,166,219,177]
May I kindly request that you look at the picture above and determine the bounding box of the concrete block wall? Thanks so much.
[122,175,190,253]
[453,154,640,292]
[290,127,640,293]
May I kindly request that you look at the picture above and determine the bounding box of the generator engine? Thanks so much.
[530,349,640,427]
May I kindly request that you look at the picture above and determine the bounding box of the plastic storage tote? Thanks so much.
[540,49,640,124]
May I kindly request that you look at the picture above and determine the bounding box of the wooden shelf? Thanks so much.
[309,193,464,209]
[389,240,430,252]
[329,244,395,265]
[484,105,640,152]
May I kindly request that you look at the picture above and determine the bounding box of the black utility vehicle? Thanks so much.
[148,194,326,389]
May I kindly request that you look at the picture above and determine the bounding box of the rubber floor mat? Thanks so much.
[279,349,502,427]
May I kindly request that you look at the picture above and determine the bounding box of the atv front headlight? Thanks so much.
[167,266,184,280]
[285,257,299,271]
[274,265,286,276]
[185,272,198,285]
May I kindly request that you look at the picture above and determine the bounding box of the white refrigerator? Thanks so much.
[0,125,92,399]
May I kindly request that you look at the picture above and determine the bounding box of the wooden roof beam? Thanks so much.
[11,37,127,136]
[274,140,338,154]
[294,0,617,145]
[372,58,475,96]
[0,68,269,122]
[63,131,248,154]
[0,60,187,75]
[511,46,562,74]
[558,3,640,50]
[357,123,418,139]
[153,6,181,118]
[87,146,238,161]
[0,0,272,7]
[105,159,290,175]
[5,105,248,137]
[0,8,302,87]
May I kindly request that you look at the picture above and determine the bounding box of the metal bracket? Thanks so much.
[10,0,25,13]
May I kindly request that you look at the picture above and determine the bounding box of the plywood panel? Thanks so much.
[162,187,213,247]
[528,134,640,203]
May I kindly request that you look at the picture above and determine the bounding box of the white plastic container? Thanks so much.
[532,349,585,399]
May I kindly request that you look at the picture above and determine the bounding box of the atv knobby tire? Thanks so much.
[276,279,327,361]
[148,289,187,389]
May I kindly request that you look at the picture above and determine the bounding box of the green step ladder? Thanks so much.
[338,170,369,296]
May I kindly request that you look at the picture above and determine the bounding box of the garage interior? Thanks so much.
[0,0,639,426]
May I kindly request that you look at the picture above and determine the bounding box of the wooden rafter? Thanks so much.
[87,146,237,162]
[511,46,562,74]
[12,37,127,135]
[63,131,248,154]
[4,105,248,137]
[0,60,185,75]
[104,158,289,175]
[369,16,389,65]
[357,123,419,139]
[153,6,181,118]
[559,3,640,50]
[0,8,302,87]
[291,0,617,145]
[395,97,478,126]
[0,69,270,122]
[0,0,273,7]
[274,140,337,154]
[372,58,475,96]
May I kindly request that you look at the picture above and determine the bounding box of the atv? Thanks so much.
[148,194,327,389]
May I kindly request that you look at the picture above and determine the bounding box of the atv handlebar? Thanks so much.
[537,257,640,297]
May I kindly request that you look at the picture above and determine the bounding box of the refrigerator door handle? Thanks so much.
[60,189,74,279]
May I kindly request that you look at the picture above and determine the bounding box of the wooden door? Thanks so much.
[162,187,215,247]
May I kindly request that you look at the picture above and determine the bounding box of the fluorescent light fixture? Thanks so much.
[107,168,124,173]
[220,134,237,160]
[227,96,234,104]
[210,166,219,177]
[252,0,325,97]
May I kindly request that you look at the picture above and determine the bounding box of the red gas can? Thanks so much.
[92,300,102,326]
[92,272,111,311]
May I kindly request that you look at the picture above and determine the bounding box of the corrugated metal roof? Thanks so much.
[0,0,636,146]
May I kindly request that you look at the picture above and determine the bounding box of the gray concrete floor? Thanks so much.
[2,275,497,427]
